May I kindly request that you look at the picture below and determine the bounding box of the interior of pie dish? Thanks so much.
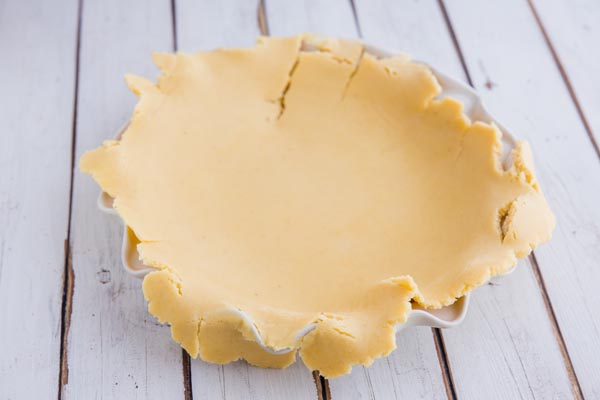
[80,34,555,377]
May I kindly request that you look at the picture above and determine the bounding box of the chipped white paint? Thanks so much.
[63,0,185,398]
[0,0,79,398]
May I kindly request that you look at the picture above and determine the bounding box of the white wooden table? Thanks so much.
[1,0,599,398]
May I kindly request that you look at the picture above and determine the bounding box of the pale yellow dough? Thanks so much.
[80,35,555,377]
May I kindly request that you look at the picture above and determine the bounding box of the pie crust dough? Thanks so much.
[80,35,555,377]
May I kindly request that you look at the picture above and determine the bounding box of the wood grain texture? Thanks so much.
[529,0,600,154]
[353,0,575,398]
[444,0,600,398]
[63,0,185,398]
[266,1,448,399]
[0,0,79,398]
[174,1,319,397]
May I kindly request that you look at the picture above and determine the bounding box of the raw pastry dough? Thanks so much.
[80,34,555,377]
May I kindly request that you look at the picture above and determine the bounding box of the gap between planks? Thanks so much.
[348,0,363,39]
[57,0,84,397]
[439,1,586,399]
[525,0,600,159]
[433,329,458,400]
[170,0,178,53]
[258,0,269,36]
[312,370,330,400]
[58,241,74,393]
[182,350,193,400]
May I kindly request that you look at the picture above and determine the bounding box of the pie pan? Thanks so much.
[95,41,521,356]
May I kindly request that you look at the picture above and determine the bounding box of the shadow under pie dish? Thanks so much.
[80,34,555,378]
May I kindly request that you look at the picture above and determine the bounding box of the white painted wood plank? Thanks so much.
[0,1,79,398]
[331,329,447,400]
[353,0,464,73]
[265,0,358,38]
[64,0,185,398]
[444,0,600,397]
[174,1,318,398]
[186,358,320,400]
[353,0,575,398]
[176,0,261,52]
[531,0,600,149]
[266,1,449,399]
[445,261,573,399]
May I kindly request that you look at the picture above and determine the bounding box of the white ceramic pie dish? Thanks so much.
[97,42,517,355]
